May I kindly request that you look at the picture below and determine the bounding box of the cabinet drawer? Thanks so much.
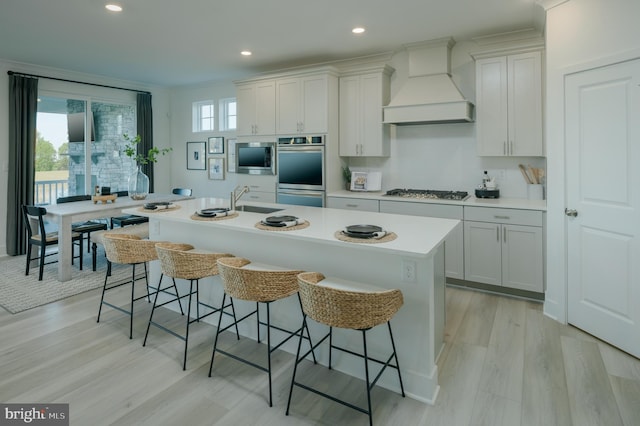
[246,184,275,193]
[379,200,463,219]
[327,197,379,212]
[464,206,542,226]
[241,191,276,203]
[235,174,277,193]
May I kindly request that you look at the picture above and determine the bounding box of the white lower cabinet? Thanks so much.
[236,176,276,203]
[464,207,543,293]
[379,200,464,280]
[326,196,379,212]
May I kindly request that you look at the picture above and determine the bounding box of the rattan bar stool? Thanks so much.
[97,234,163,339]
[208,257,316,407]
[144,242,237,370]
[286,272,405,426]
[90,223,149,271]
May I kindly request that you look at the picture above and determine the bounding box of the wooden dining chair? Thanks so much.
[110,191,149,229]
[172,188,192,196]
[22,205,83,280]
[57,195,108,253]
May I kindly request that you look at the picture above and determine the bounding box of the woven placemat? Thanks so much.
[334,230,397,244]
[190,212,239,221]
[255,220,310,231]
[136,204,181,213]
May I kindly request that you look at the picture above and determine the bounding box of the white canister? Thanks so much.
[527,184,544,200]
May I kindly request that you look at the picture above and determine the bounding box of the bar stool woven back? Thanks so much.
[287,272,405,426]
[98,234,165,339]
[217,256,300,302]
[102,234,158,265]
[145,243,236,370]
[297,271,404,330]
[155,242,227,279]
[210,257,316,407]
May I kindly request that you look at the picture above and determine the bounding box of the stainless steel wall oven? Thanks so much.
[276,136,325,207]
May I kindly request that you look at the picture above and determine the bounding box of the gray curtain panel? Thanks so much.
[137,93,154,192]
[6,75,39,256]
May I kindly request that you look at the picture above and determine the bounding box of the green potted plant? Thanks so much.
[123,133,172,165]
[342,165,352,190]
[122,133,172,199]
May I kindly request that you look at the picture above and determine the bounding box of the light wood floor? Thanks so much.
[1,284,639,425]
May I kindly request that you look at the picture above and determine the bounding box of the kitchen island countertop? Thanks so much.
[123,197,458,404]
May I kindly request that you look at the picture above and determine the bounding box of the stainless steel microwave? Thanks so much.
[236,142,276,175]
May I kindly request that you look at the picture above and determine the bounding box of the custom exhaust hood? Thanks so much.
[383,37,474,125]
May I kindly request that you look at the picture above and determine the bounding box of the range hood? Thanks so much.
[383,37,474,125]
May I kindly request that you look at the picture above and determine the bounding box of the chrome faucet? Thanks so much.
[230,185,249,210]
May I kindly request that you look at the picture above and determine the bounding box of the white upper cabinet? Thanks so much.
[475,50,543,156]
[276,74,330,134]
[339,66,393,157]
[236,80,276,136]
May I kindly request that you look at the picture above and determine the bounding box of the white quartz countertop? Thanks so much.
[123,198,459,258]
[328,190,547,211]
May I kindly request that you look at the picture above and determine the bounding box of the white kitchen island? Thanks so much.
[123,198,459,404]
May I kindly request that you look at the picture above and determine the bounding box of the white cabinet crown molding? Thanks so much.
[234,65,340,85]
[338,63,395,78]
[470,28,544,60]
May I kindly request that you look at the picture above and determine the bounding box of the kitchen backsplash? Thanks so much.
[347,123,546,198]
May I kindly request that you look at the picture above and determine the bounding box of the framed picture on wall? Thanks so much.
[187,141,206,170]
[208,158,224,180]
[208,136,224,154]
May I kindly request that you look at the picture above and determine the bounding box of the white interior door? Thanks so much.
[565,58,640,358]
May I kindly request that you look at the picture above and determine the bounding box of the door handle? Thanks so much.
[565,208,578,217]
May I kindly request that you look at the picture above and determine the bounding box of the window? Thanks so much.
[36,94,136,203]
[193,100,215,132]
[219,98,237,131]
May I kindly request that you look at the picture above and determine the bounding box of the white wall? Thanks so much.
[168,81,239,198]
[0,60,171,257]
[543,0,640,321]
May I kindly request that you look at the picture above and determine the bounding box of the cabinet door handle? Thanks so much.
[346,204,358,208]
[503,142,506,155]
[510,141,513,156]
[504,226,507,243]
[497,226,500,242]
[494,215,510,220]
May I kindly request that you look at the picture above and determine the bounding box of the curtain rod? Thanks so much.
[7,70,151,95]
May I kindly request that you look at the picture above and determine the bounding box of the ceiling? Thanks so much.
[0,0,544,88]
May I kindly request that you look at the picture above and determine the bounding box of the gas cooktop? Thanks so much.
[385,188,469,201]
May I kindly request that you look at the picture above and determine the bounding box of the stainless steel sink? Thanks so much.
[236,205,284,214]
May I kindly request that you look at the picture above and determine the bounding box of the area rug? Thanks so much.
[0,252,130,314]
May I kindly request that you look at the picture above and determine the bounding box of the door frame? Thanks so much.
[544,47,640,324]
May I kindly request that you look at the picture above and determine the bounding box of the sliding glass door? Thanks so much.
[36,94,136,204]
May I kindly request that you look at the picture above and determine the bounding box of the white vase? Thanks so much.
[128,165,149,200]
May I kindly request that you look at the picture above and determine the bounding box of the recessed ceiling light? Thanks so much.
[352,27,365,34]
[241,51,252,56]
[105,4,123,12]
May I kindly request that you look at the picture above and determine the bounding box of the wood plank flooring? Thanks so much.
[1,283,638,425]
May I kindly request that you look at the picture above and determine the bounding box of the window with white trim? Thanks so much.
[192,100,215,132]
[219,98,236,131]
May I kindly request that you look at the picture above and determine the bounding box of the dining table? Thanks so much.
[44,193,191,282]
